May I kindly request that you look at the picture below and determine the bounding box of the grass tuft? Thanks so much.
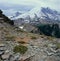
[13,45,28,54]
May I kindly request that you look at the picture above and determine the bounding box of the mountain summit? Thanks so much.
[10,7,60,22]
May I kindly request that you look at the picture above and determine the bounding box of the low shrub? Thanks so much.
[31,36,37,39]
[13,45,28,54]
[56,43,60,49]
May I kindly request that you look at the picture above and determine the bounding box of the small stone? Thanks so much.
[13,53,20,61]
[5,50,9,53]
[47,51,54,56]
[45,48,54,56]
[2,53,10,60]
[0,44,5,47]
[0,47,5,51]
[50,48,58,53]
[0,51,4,55]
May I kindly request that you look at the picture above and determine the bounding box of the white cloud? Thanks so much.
[2,9,17,16]
[0,0,60,11]
[0,0,42,5]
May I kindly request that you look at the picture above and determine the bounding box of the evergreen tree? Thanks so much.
[0,10,2,14]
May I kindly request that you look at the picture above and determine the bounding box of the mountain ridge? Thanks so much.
[10,7,60,22]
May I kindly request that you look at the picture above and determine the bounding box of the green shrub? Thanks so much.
[56,43,60,49]
[31,36,37,39]
[13,45,28,54]
[37,24,60,38]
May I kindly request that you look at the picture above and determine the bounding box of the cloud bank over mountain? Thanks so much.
[0,0,60,16]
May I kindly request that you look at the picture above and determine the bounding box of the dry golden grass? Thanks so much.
[15,36,31,43]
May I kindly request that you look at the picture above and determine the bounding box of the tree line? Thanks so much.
[37,24,60,38]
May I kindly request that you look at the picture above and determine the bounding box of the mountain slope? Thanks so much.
[0,10,60,61]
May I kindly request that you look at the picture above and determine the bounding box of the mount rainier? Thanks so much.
[10,7,60,21]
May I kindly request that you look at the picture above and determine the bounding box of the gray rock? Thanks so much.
[13,53,20,61]
[0,51,4,55]
[0,47,6,51]
[4,50,10,53]
[44,48,54,56]
[0,44,5,47]
[1,53,10,60]
[50,48,58,53]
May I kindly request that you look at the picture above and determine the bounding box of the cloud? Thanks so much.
[2,9,16,16]
[0,0,60,11]
[0,0,59,6]
[0,0,60,7]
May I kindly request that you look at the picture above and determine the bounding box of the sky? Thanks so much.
[0,0,60,16]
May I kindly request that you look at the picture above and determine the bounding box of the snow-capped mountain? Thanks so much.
[10,7,41,20]
[40,7,60,20]
[10,7,60,24]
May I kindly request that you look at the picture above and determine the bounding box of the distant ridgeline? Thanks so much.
[0,10,14,25]
[36,24,60,38]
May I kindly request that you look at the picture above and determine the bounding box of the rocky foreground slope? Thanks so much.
[0,10,60,61]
